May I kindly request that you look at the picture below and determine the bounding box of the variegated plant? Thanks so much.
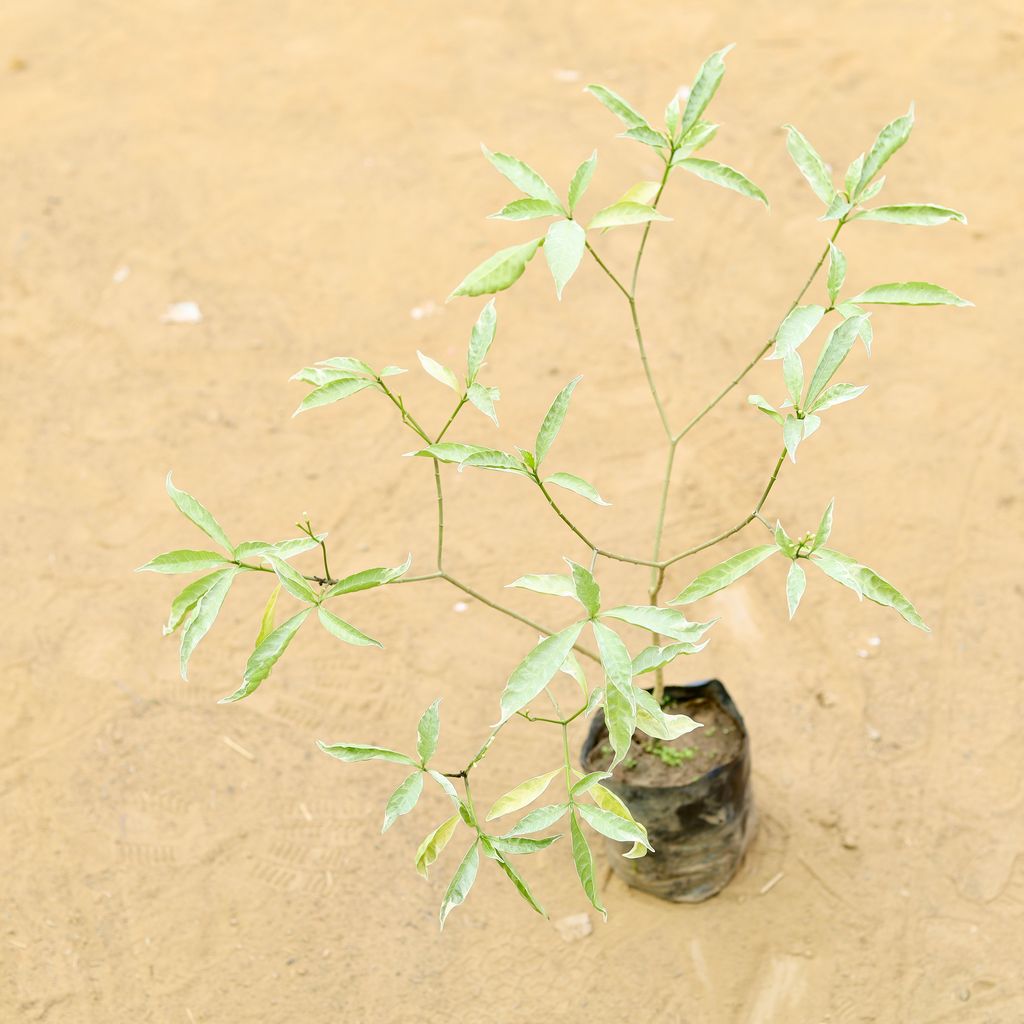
[139,46,969,927]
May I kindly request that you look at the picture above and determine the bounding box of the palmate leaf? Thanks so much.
[848,281,972,307]
[535,376,582,465]
[569,811,606,919]
[219,607,313,702]
[496,622,585,723]
[585,84,648,129]
[480,145,562,207]
[416,698,442,765]
[671,545,779,604]
[264,553,319,604]
[382,771,424,833]
[485,769,561,821]
[543,471,610,506]
[853,204,966,226]
[179,569,238,680]
[415,813,461,878]
[588,202,670,231]
[165,472,233,553]
[466,300,496,385]
[567,151,597,215]
[162,566,239,636]
[634,686,701,741]
[544,219,587,300]
[678,44,733,137]
[448,238,543,300]
[673,158,768,207]
[136,549,231,574]
[439,841,480,930]
[783,124,836,205]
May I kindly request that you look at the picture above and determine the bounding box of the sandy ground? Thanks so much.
[2,1,1022,1021]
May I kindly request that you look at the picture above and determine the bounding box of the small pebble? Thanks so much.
[452,601,469,613]
[112,264,130,284]
[841,833,859,850]
[409,300,441,320]
[162,300,203,324]
[866,725,881,742]
[816,690,837,708]
[867,636,881,647]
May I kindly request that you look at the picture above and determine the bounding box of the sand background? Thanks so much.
[2,1,1022,1021]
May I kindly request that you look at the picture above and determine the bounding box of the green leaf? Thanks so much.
[559,649,588,696]
[767,304,826,361]
[782,352,804,409]
[673,158,768,207]
[136,549,231,574]
[809,382,867,413]
[634,687,701,741]
[853,204,966,226]
[858,177,886,203]
[783,414,805,463]
[806,315,869,403]
[317,606,381,648]
[568,560,601,617]
[233,535,323,560]
[601,605,714,642]
[427,769,463,809]
[416,350,459,391]
[844,153,864,198]
[165,472,233,553]
[379,366,407,377]
[664,94,681,138]
[678,44,733,136]
[505,573,576,598]
[162,567,239,636]
[827,242,847,305]
[783,124,836,204]
[480,145,562,207]
[502,802,569,837]
[630,640,708,676]
[290,366,363,388]
[571,771,613,796]
[592,620,632,692]
[671,545,779,604]
[488,198,565,221]
[585,84,648,129]
[322,555,412,598]
[459,449,526,474]
[544,219,587,300]
[255,584,281,647]
[321,355,375,376]
[488,834,561,856]
[809,548,864,598]
[409,442,491,464]
[535,375,581,465]
[774,521,797,558]
[179,569,236,680]
[855,563,929,631]
[316,740,417,766]
[603,676,637,768]
[848,281,972,307]
[382,771,424,833]
[543,472,610,506]
[466,299,496,384]
[616,181,661,206]
[439,841,480,930]
[835,301,874,354]
[587,202,671,230]
[568,150,597,215]
[619,125,669,148]
[293,377,377,416]
[569,812,606,919]
[494,855,547,916]
[448,238,543,299]
[577,802,653,852]
[497,622,585,723]
[415,814,460,878]
[416,698,441,765]
[467,382,500,426]
[813,499,834,551]
[219,607,312,701]
[590,784,649,859]
[748,393,783,424]
[786,561,807,619]
[485,769,561,821]
[857,104,914,194]
[672,120,719,158]
[820,193,853,222]
[264,553,319,604]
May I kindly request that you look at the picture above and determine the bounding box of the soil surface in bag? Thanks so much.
[584,696,743,787]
